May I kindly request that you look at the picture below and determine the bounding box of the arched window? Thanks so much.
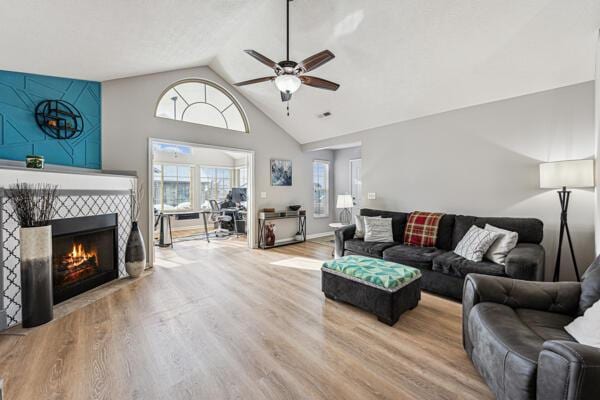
[155,79,249,133]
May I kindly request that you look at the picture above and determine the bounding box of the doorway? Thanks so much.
[349,158,362,218]
[148,138,255,265]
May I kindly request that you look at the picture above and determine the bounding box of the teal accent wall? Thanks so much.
[0,70,101,169]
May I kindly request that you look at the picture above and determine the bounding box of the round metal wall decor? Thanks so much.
[35,100,84,140]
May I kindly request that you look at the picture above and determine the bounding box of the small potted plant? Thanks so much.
[125,180,146,278]
[6,183,57,328]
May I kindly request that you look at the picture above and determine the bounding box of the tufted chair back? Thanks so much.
[578,255,600,315]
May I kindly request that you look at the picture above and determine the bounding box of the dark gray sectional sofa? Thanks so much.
[334,208,545,300]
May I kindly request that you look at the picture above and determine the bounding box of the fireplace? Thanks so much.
[50,214,119,304]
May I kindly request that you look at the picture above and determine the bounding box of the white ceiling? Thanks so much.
[2,1,599,144]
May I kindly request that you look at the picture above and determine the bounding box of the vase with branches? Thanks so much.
[126,180,146,278]
[5,183,58,327]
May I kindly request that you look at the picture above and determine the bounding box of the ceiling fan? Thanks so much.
[234,0,339,110]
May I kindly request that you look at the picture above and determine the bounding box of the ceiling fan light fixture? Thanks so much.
[275,74,301,94]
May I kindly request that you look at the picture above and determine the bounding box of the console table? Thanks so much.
[258,210,306,249]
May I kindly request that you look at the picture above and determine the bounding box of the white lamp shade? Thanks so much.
[336,194,354,209]
[539,159,595,189]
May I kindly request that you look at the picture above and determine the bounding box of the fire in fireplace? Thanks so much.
[50,214,118,304]
[54,242,99,286]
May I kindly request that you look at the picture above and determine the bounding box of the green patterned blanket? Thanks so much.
[322,255,421,291]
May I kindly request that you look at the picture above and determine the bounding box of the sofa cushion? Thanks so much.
[344,238,399,258]
[360,209,408,242]
[383,245,445,270]
[452,215,543,248]
[515,308,574,342]
[435,214,455,250]
[468,302,574,400]
[579,254,600,315]
[432,251,506,278]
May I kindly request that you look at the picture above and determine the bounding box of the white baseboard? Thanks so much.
[307,231,334,239]
[274,231,334,244]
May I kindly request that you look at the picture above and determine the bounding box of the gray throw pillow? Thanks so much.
[364,217,394,243]
[454,225,500,262]
[484,224,518,265]
[354,215,380,239]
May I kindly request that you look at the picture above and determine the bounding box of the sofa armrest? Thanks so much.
[505,243,545,281]
[537,340,600,400]
[334,224,356,258]
[462,274,580,355]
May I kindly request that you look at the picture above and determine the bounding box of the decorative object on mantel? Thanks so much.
[25,155,44,169]
[125,180,146,278]
[288,204,301,211]
[336,194,354,225]
[539,159,595,281]
[271,159,292,186]
[35,100,84,140]
[5,183,58,328]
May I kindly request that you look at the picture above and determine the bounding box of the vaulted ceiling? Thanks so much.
[2,0,599,144]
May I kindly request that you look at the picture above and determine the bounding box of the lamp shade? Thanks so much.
[336,194,354,209]
[539,159,595,189]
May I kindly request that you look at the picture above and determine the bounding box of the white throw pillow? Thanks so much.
[364,217,394,242]
[564,299,600,348]
[484,224,519,265]
[354,215,380,239]
[454,225,500,262]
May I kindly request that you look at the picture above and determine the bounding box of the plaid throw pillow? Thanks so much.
[404,211,445,247]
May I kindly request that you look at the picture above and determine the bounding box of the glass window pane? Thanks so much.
[155,80,248,133]
[174,82,205,104]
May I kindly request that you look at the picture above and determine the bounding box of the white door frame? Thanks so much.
[147,138,256,266]
[349,158,362,217]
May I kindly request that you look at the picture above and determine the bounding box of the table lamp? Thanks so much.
[539,159,595,281]
[336,194,354,224]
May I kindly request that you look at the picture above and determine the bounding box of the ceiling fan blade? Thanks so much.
[297,50,335,72]
[280,91,292,102]
[300,76,340,91]
[234,76,275,87]
[244,50,278,70]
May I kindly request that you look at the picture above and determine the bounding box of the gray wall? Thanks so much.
[102,66,334,261]
[305,82,596,280]
[333,147,361,221]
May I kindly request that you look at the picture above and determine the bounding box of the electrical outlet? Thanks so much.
[260,192,267,199]
[367,192,376,200]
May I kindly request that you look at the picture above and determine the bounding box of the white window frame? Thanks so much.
[313,160,330,218]
[199,166,234,205]
[154,78,250,133]
[153,163,194,212]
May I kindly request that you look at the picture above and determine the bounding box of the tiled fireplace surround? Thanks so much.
[0,167,135,329]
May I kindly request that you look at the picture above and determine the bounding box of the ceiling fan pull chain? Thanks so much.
[287,100,290,117]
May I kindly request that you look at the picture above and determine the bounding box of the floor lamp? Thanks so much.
[540,159,595,282]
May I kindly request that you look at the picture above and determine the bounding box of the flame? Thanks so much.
[66,242,97,268]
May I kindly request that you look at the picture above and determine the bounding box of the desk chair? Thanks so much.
[209,200,232,238]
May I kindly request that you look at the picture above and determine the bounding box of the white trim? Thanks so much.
[349,158,362,219]
[274,231,334,243]
[307,231,334,239]
[148,138,256,265]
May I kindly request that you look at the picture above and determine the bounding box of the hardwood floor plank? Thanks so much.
[0,239,493,400]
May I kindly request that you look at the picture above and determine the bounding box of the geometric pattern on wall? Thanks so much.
[0,70,101,169]
[1,191,131,327]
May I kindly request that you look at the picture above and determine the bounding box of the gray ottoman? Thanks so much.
[322,255,422,325]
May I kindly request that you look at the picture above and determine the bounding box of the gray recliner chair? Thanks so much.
[463,256,600,400]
